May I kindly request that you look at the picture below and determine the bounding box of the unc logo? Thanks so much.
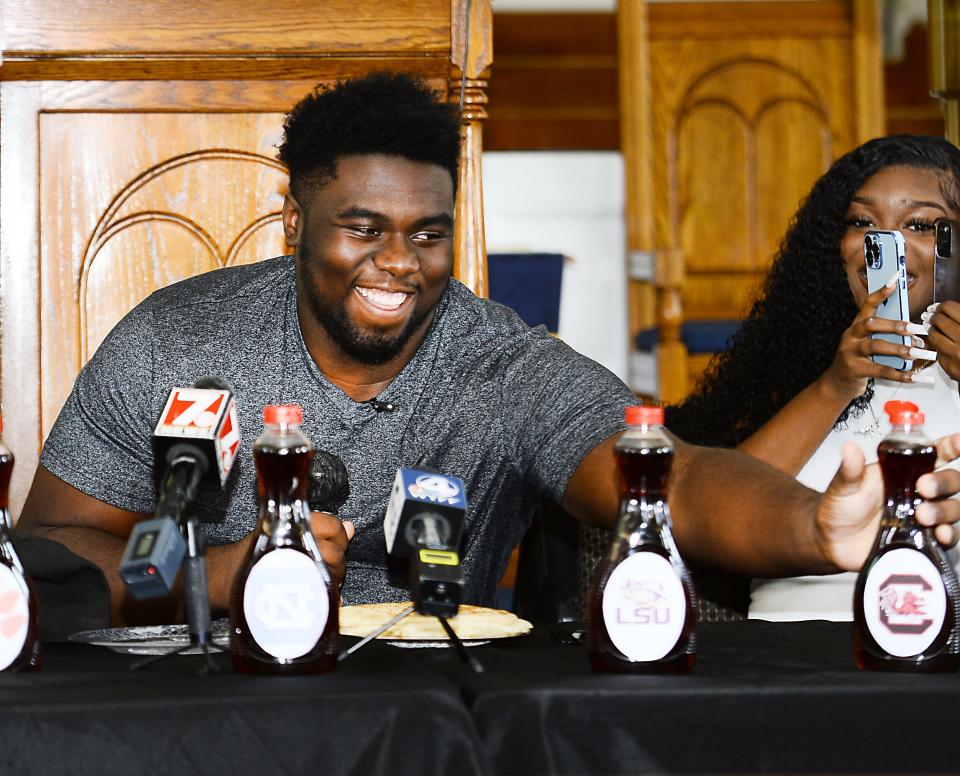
[409,474,460,501]
[253,583,317,631]
[243,549,329,660]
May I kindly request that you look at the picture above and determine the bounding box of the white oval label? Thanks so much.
[243,549,330,660]
[0,565,29,670]
[602,552,687,661]
[863,547,947,657]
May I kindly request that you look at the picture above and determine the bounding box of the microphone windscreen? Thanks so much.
[192,375,234,392]
[309,450,350,514]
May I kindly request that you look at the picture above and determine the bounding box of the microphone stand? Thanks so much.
[337,604,484,674]
[131,512,223,676]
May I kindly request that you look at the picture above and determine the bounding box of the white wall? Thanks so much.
[482,152,629,381]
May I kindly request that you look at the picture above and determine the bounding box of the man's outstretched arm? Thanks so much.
[561,432,960,578]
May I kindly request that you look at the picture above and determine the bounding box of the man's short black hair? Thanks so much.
[278,71,461,198]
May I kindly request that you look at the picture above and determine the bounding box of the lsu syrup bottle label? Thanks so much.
[602,553,686,661]
[243,549,330,660]
[863,548,947,657]
[0,566,29,670]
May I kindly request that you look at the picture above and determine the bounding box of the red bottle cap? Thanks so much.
[264,404,303,425]
[625,405,664,425]
[883,400,924,426]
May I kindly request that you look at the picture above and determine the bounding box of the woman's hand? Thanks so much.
[820,278,931,401]
[926,300,960,380]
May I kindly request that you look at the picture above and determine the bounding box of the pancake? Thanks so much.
[339,602,533,640]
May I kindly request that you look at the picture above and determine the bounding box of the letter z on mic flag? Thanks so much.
[154,387,240,486]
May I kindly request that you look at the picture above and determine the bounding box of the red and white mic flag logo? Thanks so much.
[155,388,240,486]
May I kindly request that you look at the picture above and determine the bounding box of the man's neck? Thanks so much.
[297,309,437,404]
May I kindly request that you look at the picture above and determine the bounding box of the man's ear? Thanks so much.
[282,192,302,247]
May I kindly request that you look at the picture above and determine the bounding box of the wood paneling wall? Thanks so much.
[486,12,619,150]
[887,23,945,136]
[0,0,493,517]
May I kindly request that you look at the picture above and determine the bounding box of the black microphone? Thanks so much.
[383,468,466,618]
[366,398,397,413]
[309,450,350,514]
[152,376,240,525]
[120,377,241,599]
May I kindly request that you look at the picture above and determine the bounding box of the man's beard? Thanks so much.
[312,296,430,365]
[299,261,436,366]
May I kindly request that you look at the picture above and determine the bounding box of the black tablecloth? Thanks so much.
[1,621,959,776]
[0,641,486,776]
[442,621,960,775]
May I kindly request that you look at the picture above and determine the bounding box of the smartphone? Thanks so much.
[864,230,912,371]
[935,217,960,303]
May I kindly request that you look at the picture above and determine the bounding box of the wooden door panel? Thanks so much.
[677,104,750,273]
[39,111,289,442]
[754,103,833,263]
[651,37,857,322]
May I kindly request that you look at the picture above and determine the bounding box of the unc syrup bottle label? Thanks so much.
[0,566,29,670]
[602,553,686,661]
[863,548,947,657]
[243,549,330,660]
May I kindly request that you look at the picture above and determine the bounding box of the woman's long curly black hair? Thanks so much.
[665,135,960,448]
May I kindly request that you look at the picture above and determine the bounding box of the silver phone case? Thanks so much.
[864,230,911,371]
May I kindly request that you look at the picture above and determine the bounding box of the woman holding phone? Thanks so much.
[664,135,960,620]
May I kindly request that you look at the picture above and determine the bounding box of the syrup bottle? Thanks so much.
[853,400,960,672]
[229,405,338,674]
[587,405,697,673]
[0,417,41,672]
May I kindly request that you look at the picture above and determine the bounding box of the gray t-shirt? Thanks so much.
[41,256,634,605]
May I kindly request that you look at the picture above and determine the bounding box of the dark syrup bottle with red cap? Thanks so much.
[0,416,40,672]
[229,404,338,675]
[587,405,697,673]
[853,400,960,672]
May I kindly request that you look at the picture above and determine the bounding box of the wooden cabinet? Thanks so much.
[0,0,492,516]
[621,0,883,402]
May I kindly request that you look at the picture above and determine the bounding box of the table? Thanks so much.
[1,621,957,775]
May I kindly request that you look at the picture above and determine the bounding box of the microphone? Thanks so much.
[120,377,241,599]
[383,468,467,618]
[309,450,350,514]
[366,398,396,413]
[153,376,241,518]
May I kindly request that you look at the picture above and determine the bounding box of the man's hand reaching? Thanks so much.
[310,513,354,591]
[815,434,960,573]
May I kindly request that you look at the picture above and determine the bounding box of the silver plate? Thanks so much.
[386,639,490,649]
[69,623,230,656]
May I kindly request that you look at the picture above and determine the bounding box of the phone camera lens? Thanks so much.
[938,224,952,258]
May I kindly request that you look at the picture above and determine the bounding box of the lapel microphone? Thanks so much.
[367,398,396,413]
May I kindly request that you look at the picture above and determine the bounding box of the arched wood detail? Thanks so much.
[77,149,289,362]
[669,58,835,269]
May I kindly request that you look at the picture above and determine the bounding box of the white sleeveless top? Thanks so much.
[749,363,960,621]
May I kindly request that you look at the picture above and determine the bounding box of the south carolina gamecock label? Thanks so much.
[863,548,947,657]
[243,549,329,660]
[601,552,687,661]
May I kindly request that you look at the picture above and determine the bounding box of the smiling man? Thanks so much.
[18,73,960,625]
